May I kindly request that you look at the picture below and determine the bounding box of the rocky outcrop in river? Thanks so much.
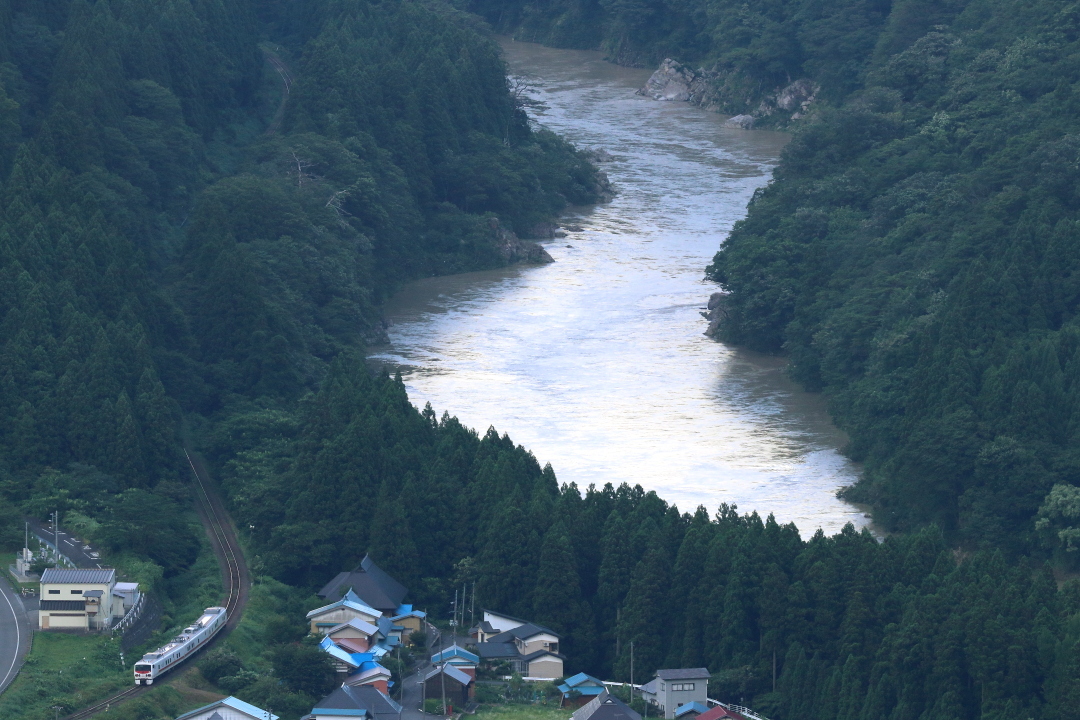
[490,217,555,263]
[701,291,729,337]
[638,59,817,127]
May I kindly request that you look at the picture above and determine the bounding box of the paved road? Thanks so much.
[0,573,31,695]
[28,517,103,568]
[400,630,460,720]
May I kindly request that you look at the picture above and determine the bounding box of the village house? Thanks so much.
[304,683,403,720]
[324,617,383,653]
[318,555,408,615]
[472,609,565,679]
[571,690,642,720]
[558,672,608,708]
[307,589,381,634]
[431,644,480,676]
[691,707,745,720]
[39,568,123,630]
[640,668,711,719]
[175,696,278,720]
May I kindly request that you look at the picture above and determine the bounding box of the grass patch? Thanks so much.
[0,632,128,720]
[475,703,573,720]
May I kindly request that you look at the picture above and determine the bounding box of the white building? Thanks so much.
[175,696,278,720]
[39,568,120,630]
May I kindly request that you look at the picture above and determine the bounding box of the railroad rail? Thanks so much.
[62,450,246,720]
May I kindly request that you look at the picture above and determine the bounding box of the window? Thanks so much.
[671,683,695,692]
[48,590,60,595]
[660,683,665,691]
[71,589,83,595]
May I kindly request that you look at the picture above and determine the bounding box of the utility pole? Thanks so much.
[470,582,475,630]
[440,661,447,718]
[630,641,634,707]
[53,510,59,562]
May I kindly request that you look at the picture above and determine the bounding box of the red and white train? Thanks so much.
[134,606,226,684]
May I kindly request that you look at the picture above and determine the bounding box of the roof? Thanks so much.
[114,582,139,591]
[471,620,498,634]
[307,589,382,621]
[696,707,745,720]
[641,679,659,695]
[489,622,559,643]
[483,609,532,626]
[320,636,361,668]
[328,617,381,637]
[431,644,479,664]
[348,662,391,684]
[318,555,408,611]
[40,568,116,585]
[83,590,103,597]
[571,691,642,720]
[312,683,402,720]
[177,696,279,720]
[476,642,520,659]
[521,648,565,662]
[335,638,372,654]
[40,600,86,611]
[424,664,473,685]
[656,668,711,681]
[559,672,607,695]
[675,702,710,718]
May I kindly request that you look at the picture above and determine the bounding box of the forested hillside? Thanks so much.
[704,0,1080,555]
[0,0,604,562]
[215,357,1080,720]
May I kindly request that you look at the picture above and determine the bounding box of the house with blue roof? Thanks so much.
[390,604,427,642]
[558,672,607,708]
[175,695,278,720]
[674,702,710,719]
[431,644,479,669]
[308,589,381,634]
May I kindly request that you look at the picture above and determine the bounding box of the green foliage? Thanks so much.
[704,0,1080,554]
[271,639,339,697]
[0,0,600,583]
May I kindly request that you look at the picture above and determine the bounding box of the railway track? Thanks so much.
[62,451,248,720]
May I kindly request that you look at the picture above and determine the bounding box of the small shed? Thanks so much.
[558,672,607,708]
[424,663,474,707]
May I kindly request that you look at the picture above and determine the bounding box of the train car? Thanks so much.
[134,606,226,685]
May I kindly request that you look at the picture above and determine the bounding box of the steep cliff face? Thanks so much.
[638,59,818,128]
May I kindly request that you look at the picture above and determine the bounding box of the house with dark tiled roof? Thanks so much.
[640,668,711,719]
[473,610,564,678]
[304,683,402,720]
[571,690,642,720]
[318,555,408,615]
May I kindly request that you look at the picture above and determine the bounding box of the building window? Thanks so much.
[71,589,83,594]
[660,683,665,691]
[48,590,60,595]
[671,683,695,692]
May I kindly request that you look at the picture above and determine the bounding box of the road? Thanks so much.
[27,517,103,569]
[0,572,31,695]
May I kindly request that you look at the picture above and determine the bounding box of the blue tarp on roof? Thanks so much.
[675,703,709,718]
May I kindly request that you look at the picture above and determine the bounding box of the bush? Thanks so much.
[410,630,428,647]
[200,647,245,686]
[425,698,447,714]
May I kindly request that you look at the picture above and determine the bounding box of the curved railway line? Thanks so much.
[63,450,248,720]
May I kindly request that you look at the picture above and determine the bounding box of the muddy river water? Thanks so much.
[369,40,872,536]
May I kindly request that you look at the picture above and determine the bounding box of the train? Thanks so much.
[133,606,226,684]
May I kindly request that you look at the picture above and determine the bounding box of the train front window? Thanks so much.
[135,665,152,673]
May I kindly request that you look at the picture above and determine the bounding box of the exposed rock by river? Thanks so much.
[491,217,555,263]
[638,58,817,127]
[702,291,729,338]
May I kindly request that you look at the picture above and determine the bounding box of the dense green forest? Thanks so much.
[6,0,1080,719]
[0,0,604,561]
[214,357,1080,720]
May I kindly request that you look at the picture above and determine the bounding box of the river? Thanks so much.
[369,40,872,536]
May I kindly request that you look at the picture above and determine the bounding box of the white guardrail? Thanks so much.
[112,593,145,634]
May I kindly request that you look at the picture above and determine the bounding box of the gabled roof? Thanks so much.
[312,683,402,720]
[348,661,392,685]
[335,638,372,654]
[675,702,710,718]
[696,707,745,720]
[641,679,659,695]
[471,620,498,635]
[318,555,408,611]
[431,644,479,665]
[424,664,473,685]
[655,668,710,681]
[489,621,559,643]
[320,636,362,669]
[571,691,642,720]
[476,641,519,659]
[40,568,116,584]
[559,672,606,695]
[328,617,381,637]
[176,696,279,720]
[521,648,566,662]
[307,589,382,621]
